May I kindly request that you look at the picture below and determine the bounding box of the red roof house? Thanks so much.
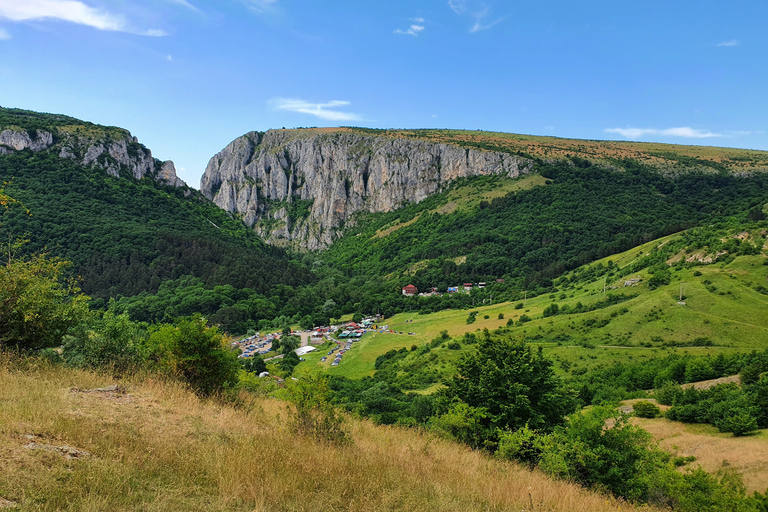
[402,284,418,296]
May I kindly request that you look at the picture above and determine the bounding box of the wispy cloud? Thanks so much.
[269,98,363,122]
[605,127,723,139]
[395,24,424,36]
[0,27,10,39]
[242,0,279,15]
[0,0,166,35]
[165,0,201,13]
[411,17,425,23]
[717,39,739,47]
[449,0,505,32]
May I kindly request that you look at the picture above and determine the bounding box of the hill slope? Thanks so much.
[201,126,768,254]
[300,220,768,385]
[0,107,314,308]
[0,354,642,512]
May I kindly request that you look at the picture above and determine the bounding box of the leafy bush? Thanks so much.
[287,374,347,444]
[0,252,89,351]
[633,400,661,418]
[62,310,145,374]
[145,315,240,396]
[538,407,668,502]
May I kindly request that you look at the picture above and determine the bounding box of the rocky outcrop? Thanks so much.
[0,127,185,188]
[200,130,533,250]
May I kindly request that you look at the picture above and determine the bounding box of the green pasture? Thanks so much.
[316,239,768,384]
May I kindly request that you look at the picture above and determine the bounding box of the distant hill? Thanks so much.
[0,107,314,310]
[305,220,768,389]
[201,126,768,291]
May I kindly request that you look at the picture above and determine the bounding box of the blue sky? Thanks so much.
[1,0,766,187]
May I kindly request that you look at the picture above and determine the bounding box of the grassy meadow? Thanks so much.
[300,232,768,382]
[0,353,646,512]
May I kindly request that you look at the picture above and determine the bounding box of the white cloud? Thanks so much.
[165,0,200,13]
[470,12,507,33]
[0,27,10,39]
[449,0,506,33]
[605,127,723,139]
[166,54,173,61]
[243,0,279,14]
[717,40,738,47]
[270,98,363,122]
[411,17,425,23]
[660,127,721,138]
[0,0,166,35]
[395,24,424,36]
[449,0,467,15]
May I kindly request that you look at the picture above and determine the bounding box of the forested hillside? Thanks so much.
[0,109,316,329]
[321,157,768,292]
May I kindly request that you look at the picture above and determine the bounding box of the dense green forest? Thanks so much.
[321,159,768,290]
[0,150,314,308]
[4,107,768,333]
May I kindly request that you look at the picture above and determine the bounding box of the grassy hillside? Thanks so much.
[349,127,768,175]
[320,156,768,303]
[305,221,768,384]
[624,399,768,493]
[0,353,642,512]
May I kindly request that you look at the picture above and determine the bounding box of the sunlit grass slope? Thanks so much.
[317,227,768,382]
[347,127,768,175]
[0,354,644,512]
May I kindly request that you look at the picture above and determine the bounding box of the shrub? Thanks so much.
[633,400,661,418]
[538,407,668,502]
[497,424,543,468]
[62,310,145,374]
[145,315,240,396]
[287,374,348,444]
[498,313,504,319]
[719,410,759,437]
[0,253,89,351]
[542,303,559,317]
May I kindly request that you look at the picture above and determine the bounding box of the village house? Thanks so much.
[402,284,418,296]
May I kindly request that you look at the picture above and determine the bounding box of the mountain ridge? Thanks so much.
[200,129,532,250]
[0,107,185,188]
[201,127,768,251]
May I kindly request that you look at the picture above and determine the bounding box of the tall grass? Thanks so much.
[0,353,644,511]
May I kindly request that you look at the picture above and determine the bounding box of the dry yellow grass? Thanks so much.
[0,354,650,512]
[631,416,768,493]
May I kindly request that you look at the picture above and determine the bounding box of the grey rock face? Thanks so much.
[201,130,533,250]
[0,128,186,188]
[0,129,53,151]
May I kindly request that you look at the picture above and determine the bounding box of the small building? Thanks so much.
[402,284,418,296]
[463,283,474,292]
[447,286,459,293]
[478,282,486,288]
[496,279,505,283]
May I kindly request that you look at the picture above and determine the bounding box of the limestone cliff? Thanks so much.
[200,129,533,250]
[0,125,185,188]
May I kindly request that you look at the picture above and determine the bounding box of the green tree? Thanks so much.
[0,252,89,351]
[438,330,576,448]
[286,374,347,444]
[146,315,239,396]
[538,407,669,502]
[274,333,300,355]
[62,309,145,373]
[633,400,661,418]
[279,350,301,375]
